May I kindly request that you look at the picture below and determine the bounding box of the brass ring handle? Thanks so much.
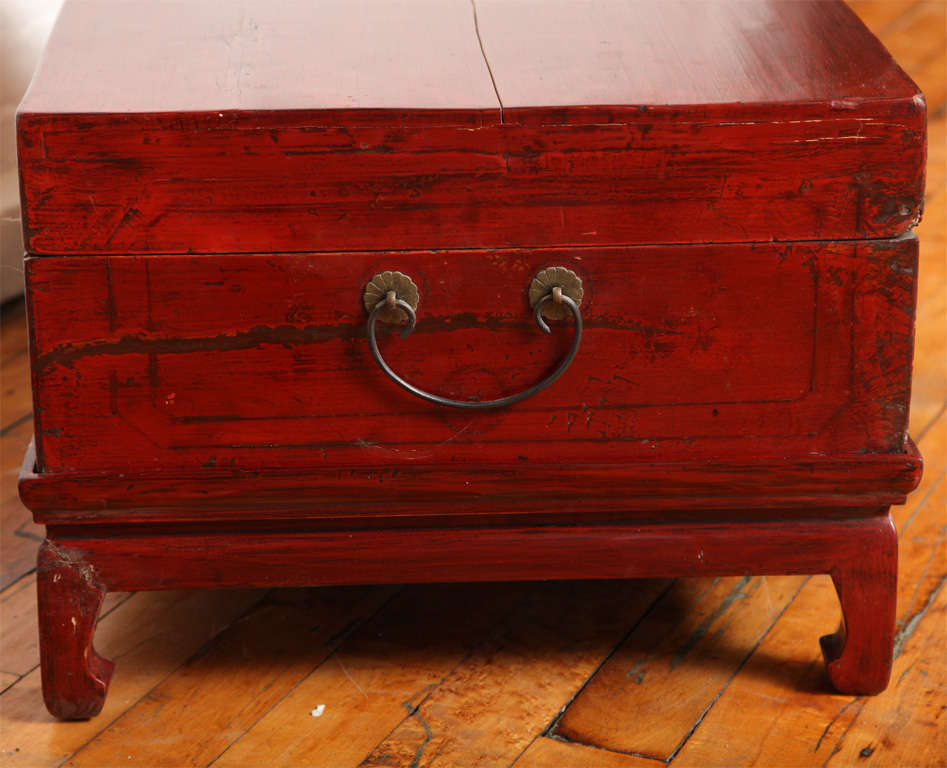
[366,290,583,410]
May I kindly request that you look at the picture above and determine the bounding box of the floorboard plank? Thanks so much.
[553,575,807,760]
[908,290,947,437]
[210,583,536,768]
[668,575,861,768]
[915,199,945,305]
[65,586,396,768]
[359,580,668,768]
[0,589,265,767]
[0,351,31,433]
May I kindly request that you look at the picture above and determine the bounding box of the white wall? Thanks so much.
[1,0,64,303]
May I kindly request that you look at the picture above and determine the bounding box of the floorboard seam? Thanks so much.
[544,733,668,764]
[538,578,677,747]
[0,567,37,597]
[0,674,21,696]
[0,411,33,437]
[13,523,43,543]
[820,698,867,768]
[664,575,812,765]
[813,696,861,754]
[893,572,947,658]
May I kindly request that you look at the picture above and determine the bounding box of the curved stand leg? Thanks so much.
[820,516,897,695]
[36,539,115,719]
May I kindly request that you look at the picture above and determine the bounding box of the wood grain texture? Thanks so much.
[821,521,898,694]
[353,580,668,768]
[667,574,866,767]
[24,238,919,475]
[20,0,917,116]
[513,738,662,768]
[18,0,499,115]
[554,574,810,760]
[17,439,922,526]
[17,107,924,255]
[910,133,947,437]
[475,0,920,114]
[211,582,669,768]
[211,583,538,767]
[0,574,46,680]
[16,0,925,254]
[64,586,396,768]
[28,516,902,593]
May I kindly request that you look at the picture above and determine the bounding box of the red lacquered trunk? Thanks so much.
[18,0,925,719]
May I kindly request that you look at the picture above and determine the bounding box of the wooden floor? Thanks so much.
[1,2,945,765]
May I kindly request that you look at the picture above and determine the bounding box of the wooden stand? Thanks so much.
[19,437,918,719]
[19,432,920,719]
[34,512,897,719]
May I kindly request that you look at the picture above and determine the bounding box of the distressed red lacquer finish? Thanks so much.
[25,237,919,473]
[17,0,925,719]
[17,440,922,524]
[17,0,924,254]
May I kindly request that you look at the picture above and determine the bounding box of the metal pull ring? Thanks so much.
[366,281,583,410]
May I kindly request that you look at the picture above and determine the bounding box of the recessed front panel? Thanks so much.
[26,238,915,472]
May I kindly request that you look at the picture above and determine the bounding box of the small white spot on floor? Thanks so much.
[310,704,326,717]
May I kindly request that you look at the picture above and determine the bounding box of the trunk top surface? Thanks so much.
[20,0,919,121]
[16,0,926,254]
